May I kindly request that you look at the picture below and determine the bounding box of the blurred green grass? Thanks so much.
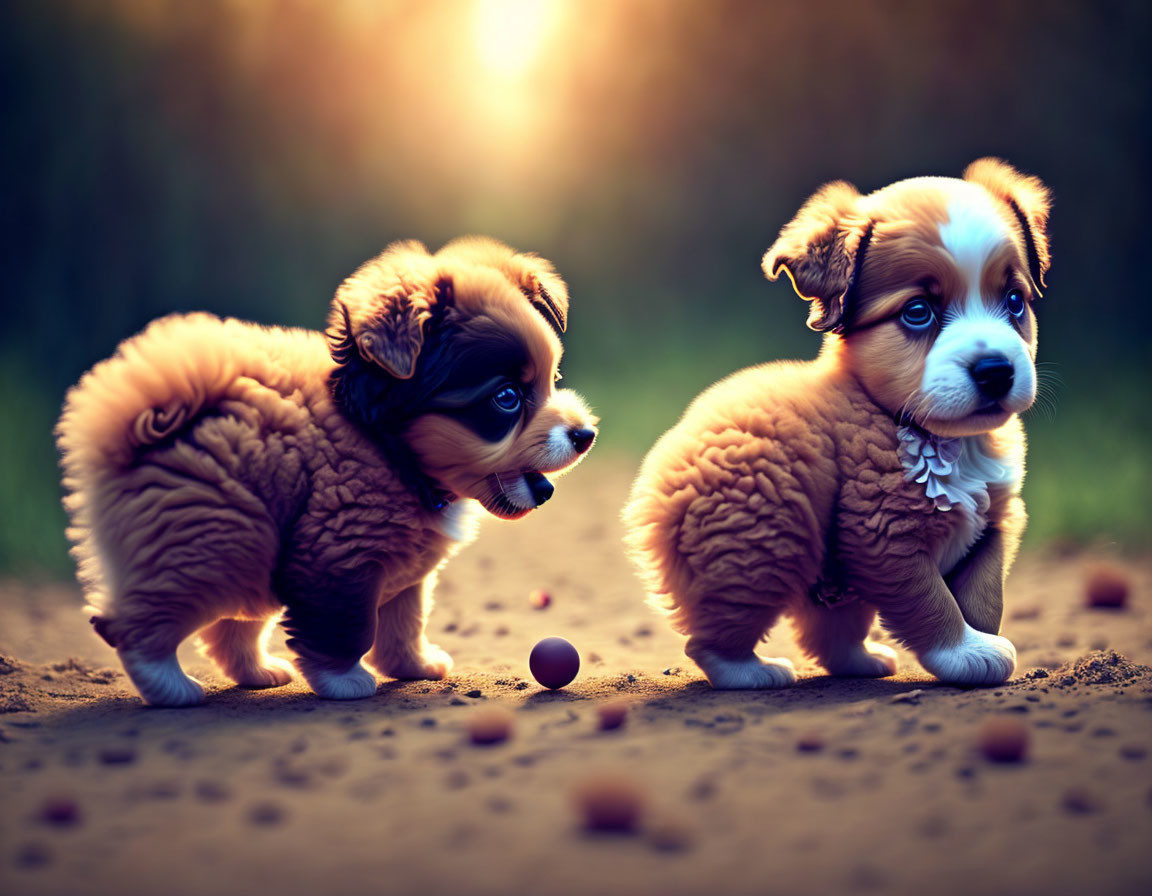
[0,356,71,577]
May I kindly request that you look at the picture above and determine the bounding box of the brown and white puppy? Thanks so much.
[56,237,596,706]
[624,159,1049,688]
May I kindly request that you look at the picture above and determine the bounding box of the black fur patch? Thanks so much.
[328,309,530,509]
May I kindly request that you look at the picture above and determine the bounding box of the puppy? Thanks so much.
[624,159,1049,688]
[56,237,597,706]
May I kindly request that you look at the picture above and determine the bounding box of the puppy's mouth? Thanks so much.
[971,400,1007,416]
[918,400,1019,437]
[480,471,555,520]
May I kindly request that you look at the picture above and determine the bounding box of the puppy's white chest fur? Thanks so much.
[435,498,484,544]
[897,426,1022,574]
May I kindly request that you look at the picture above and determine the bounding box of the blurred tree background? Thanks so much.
[1,0,1148,577]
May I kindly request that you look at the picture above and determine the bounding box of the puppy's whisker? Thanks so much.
[898,389,928,427]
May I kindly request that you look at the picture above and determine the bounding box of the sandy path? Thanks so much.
[2,458,1151,896]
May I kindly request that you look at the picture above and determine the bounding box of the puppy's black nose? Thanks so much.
[524,471,554,506]
[568,427,596,455]
[970,354,1015,401]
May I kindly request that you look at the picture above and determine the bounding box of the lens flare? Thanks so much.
[473,0,560,80]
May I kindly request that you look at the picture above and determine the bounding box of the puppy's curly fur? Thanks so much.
[624,160,1050,689]
[57,237,596,706]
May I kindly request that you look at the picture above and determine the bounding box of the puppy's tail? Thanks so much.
[57,314,249,471]
[55,313,308,614]
[621,470,696,635]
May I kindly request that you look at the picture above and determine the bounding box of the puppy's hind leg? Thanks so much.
[366,579,454,681]
[108,612,208,707]
[279,576,380,700]
[790,598,897,678]
[682,597,796,689]
[199,618,294,689]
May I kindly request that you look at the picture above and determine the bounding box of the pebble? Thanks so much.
[1085,565,1130,609]
[1120,744,1147,761]
[194,779,233,803]
[98,746,138,765]
[444,770,470,789]
[1061,786,1102,815]
[646,816,693,852]
[796,733,824,753]
[572,773,645,833]
[468,708,515,746]
[40,798,81,827]
[247,801,286,826]
[977,716,1029,762]
[487,795,514,813]
[144,779,181,799]
[597,701,629,731]
[14,840,53,868]
[465,689,483,699]
[529,590,552,610]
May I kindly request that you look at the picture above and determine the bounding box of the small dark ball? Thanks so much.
[529,637,580,689]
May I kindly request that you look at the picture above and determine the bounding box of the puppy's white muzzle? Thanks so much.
[920,313,1036,426]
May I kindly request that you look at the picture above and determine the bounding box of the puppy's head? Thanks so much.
[764,158,1051,437]
[328,238,596,519]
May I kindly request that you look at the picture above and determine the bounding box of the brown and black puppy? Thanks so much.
[624,159,1049,688]
[56,237,596,706]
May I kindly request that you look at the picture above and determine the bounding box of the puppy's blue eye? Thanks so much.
[900,298,935,330]
[491,384,522,413]
[1005,289,1026,318]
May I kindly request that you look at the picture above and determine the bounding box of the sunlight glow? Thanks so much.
[473,0,560,80]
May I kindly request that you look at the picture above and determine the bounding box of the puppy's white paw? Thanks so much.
[120,650,206,707]
[303,663,379,700]
[383,644,454,681]
[694,651,797,689]
[232,655,295,689]
[920,624,1016,686]
[823,642,898,678]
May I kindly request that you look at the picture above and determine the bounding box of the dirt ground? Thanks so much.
[1,457,1150,896]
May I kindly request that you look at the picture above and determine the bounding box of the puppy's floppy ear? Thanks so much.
[964,157,1052,293]
[516,254,569,335]
[762,182,872,332]
[327,242,452,380]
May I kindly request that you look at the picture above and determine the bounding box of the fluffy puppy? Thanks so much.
[624,159,1049,688]
[56,237,596,706]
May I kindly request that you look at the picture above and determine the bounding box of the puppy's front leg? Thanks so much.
[946,528,1008,635]
[278,575,380,700]
[867,563,1016,686]
[366,579,454,681]
[946,495,1025,634]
